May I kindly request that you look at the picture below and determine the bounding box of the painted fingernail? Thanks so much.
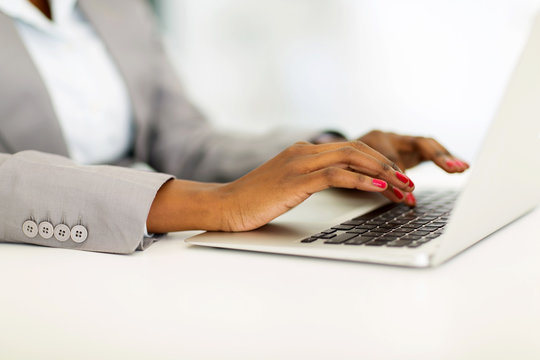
[446,159,457,167]
[408,178,415,188]
[406,193,416,206]
[372,179,387,189]
[393,187,404,200]
[395,172,409,184]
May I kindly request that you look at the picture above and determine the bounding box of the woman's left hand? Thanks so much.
[357,130,469,206]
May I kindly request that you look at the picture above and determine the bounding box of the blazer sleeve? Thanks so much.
[137,3,322,182]
[0,151,173,254]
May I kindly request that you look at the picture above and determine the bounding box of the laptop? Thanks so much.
[185,13,540,267]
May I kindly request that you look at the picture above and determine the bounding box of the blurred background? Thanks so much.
[149,0,540,161]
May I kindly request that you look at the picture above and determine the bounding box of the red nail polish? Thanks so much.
[395,172,409,184]
[408,178,415,188]
[393,187,404,200]
[372,179,387,189]
[406,193,416,206]
[446,159,456,167]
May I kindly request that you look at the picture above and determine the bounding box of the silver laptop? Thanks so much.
[185,13,540,267]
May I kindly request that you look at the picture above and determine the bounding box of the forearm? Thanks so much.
[146,179,226,233]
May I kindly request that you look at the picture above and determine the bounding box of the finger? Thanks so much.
[304,141,401,170]
[365,132,407,172]
[349,141,416,189]
[380,187,416,207]
[302,167,389,194]
[300,143,415,191]
[414,137,470,173]
[299,146,414,192]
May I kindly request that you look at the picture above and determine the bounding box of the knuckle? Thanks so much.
[339,146,356,157]
[284,143,306,156]
[369,130,384,137]
[322,167,338,180]
[353,140,369,150]
[356,173,367,184]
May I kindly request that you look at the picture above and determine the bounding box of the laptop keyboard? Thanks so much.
[301,190,458,248]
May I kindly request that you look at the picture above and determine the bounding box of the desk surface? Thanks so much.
[1,166,539,360]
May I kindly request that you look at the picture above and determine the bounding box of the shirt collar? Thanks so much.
[0,0,78,33]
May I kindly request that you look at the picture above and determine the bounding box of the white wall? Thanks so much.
[158,0,540,160]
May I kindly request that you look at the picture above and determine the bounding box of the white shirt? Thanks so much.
[0,0,134,165]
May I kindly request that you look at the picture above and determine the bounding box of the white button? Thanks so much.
[38,221,54,239]
[54,224,71,242]
[71,225,88,243]
[22,220,38,238]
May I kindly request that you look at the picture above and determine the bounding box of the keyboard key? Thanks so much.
[379,223,398,229]
[346,228,368,234]
[324,232,357,244]
[355,224,377,230]
[401,234,422,240]
[369,228,391,234]
[411,230,431,236]
[387,239,413,247]
[410,220,431,226]
[345,235,375,245]
[365,240,387,246]
[401,223,423,229]
[422,226,441,232]
[366,219,385,225]
[378,235,400,242]
[387,220,407,226]
[341,220,366,226]
[332,224,355,231]
[389,230,412,235]
[321,228,338,234]
[301,237,318,243]
[315,233,337,239]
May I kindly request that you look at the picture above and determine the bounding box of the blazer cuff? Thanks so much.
[0,151,174,254]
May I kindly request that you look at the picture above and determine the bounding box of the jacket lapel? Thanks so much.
[0,11,69,156]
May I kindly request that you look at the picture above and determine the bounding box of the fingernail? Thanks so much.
[408,178,415,188]
[446,159,457,167]
[406,193,416,206]
[372,179,387,189]
[393,187,404,200]
[395,172,409,184]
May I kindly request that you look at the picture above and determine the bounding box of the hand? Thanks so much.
[147,141,416,233]
[357,130,469,206]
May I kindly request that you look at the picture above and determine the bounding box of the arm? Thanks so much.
[147,133,469,233]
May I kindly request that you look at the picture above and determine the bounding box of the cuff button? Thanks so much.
[70,225,88,243]
[38,221,54,239]
[54,224,71,242]
[22,220,38,238]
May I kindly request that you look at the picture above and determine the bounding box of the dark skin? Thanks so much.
[25,1,469,233]
[29,0,52,20]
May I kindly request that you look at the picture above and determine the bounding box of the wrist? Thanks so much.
[147,179,227,233]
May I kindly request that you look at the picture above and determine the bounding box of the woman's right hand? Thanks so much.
[147,141,415,233]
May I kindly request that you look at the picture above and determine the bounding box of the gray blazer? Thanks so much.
[0,0,319,254]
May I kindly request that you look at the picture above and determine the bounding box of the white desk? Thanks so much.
[1,166,539,360]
